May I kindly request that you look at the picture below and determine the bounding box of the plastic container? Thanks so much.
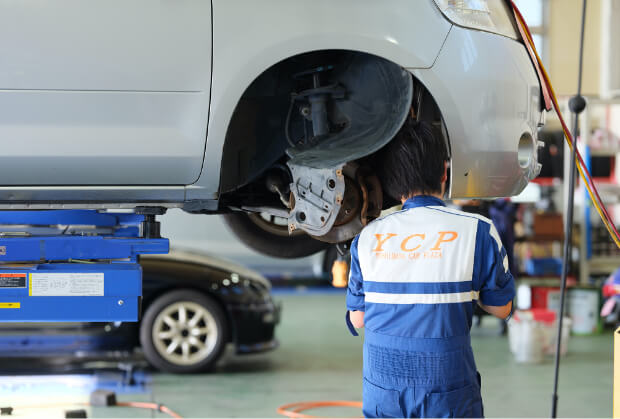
[531,287,560,311]
[546,317,572,356]
[524,258,563,276]
[568,288,601,335]
[508,309,571,363]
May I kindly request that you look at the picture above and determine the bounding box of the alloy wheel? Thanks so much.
[151,301,219,366]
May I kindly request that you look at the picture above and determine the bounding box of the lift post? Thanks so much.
[0,210,169,322]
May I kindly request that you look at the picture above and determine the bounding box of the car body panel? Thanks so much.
[139,253,273,308]
[0,0,542,210]
[189,0,451,199]
[411,26,543,198]
[0,0,212,185]
[146,251,272,289]
[0,91,210,185]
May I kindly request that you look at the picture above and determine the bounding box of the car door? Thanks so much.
[0,0,212,185]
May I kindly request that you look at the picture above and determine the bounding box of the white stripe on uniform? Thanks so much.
[432,206,503,252]
[365,291,480,304]
[431,206,508,273]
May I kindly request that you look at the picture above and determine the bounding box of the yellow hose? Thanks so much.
[513,7,620,249]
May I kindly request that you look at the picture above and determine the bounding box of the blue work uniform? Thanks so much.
[346,196,515,418]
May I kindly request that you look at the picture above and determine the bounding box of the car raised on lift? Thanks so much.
[0,0,544,258]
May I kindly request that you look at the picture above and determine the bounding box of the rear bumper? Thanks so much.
[412,26,544,199]
[228,300,281,354]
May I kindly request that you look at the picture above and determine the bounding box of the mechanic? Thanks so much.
[346,117,515,418]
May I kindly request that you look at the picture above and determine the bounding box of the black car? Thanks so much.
[0,251,280,373]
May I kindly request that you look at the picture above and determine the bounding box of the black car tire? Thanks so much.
[223,212,328,258]
[140,289,228,374]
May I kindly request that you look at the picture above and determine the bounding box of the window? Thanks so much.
[513,0,548,62]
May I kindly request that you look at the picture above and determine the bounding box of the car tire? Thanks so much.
[140,290,228,374]
[223,212,328,258]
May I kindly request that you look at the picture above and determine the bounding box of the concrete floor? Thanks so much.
[4,290,614,417]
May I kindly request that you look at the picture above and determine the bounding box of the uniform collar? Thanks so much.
[402,195,446,210]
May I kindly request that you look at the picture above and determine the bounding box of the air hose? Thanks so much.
[512,1,620,248]
[7,400,183,418]
[277,400,363,418]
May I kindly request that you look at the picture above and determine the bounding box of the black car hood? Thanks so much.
[141,250,271,289]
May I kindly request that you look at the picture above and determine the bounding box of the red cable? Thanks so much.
[512,1,620,243]
[116,401,183,418]
[277,400,363,418]
[10,401,183,418]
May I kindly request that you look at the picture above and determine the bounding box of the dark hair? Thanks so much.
[376,118,448,201]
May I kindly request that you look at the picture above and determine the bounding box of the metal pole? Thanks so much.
[614,327,620,418]
[551,1,587,417]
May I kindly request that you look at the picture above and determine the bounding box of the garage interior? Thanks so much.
[3,293,612,418]
[2,0,620,418]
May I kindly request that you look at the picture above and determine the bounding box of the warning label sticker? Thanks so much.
[0,273,26,288]
[29,273,104,297]
[0,302,20,308]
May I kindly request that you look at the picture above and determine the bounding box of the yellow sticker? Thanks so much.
[0,303,20,309]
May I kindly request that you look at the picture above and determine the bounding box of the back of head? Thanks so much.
[376,118,449,201]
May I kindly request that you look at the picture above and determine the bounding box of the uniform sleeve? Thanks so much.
[346,235,365,311]
[476,221,515,306]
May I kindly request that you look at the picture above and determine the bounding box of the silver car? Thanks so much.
[0,0,544,257]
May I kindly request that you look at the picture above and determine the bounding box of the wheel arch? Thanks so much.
[215,49,445,196]
[188,0,452,201]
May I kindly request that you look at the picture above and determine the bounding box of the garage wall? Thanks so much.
[548,0,601,96]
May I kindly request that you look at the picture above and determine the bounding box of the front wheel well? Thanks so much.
[218,49,450,211]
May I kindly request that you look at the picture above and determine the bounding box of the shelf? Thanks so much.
[577,183,620,205]
[531,177,561,186]
[566,96,620,285]
[588,256,620,273]
[589,147,620,157]
[585,181,620,189]
[516,276,578,287]
[515,235,564,243]
[580,97,620,106]
[531,177,615,186]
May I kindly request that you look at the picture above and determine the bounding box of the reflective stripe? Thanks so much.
[364,280,473,294]
[365,291,480,304]
[489,225,503,252]
[431,205,503,252]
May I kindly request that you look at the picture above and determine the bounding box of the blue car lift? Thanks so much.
[0,210,169,322]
